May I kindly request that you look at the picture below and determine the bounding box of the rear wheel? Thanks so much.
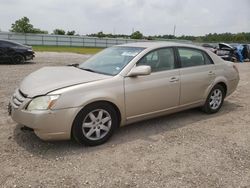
[72,102,118,146]
[13,54,25,64]
[202,85,225,114]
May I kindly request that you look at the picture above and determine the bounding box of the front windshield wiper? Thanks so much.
[78,67,97,73]
[76,66,113,76]
[67,64,98,73]
[67,63,79,67]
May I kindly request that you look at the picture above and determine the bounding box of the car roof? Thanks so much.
[117,41,204,50]
[0,39,21,45]
[0,39,14,42]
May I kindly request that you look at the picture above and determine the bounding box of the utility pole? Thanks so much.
[173,25,176,36]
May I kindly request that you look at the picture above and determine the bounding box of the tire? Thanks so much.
[13,54,25,64]
[72,102,118,146]
[202,85,225,114]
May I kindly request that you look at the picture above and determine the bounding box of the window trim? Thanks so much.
[176,47,214,69]
[203,50,214,65]
[136,47,178,73]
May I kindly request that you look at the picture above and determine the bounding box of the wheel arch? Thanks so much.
[12,53,26,62]
[13,52,25,57]
[90,100,122,126]
[70,100,122,139]
[202,81,227,114]
[216,82,227,96]
[203,77,228,104]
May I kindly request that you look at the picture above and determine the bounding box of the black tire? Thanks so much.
[202,85,225,114]
[13,54,25,64]
[72,102,118,146]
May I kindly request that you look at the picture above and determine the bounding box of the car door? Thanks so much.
[124,47,180,121]
[0,41,13,62]
[0,42,7,62]
[177,47,216,105]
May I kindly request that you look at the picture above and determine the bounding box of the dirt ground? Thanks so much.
[0,52,249,188]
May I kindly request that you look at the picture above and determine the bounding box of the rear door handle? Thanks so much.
[169,77,179,82]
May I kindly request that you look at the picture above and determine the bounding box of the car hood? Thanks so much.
[13,45,32,50]
[20,66,111,97]
[219,43,234,51]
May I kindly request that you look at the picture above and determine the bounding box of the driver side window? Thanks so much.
[137,48,175,72]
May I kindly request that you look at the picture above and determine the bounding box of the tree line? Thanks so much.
[6,17,250,43]
[9,17,77,36]
[78,31,250,43]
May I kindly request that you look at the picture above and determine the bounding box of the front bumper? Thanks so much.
[25,53,35,60]
[9,102,79,140]
[24,51,35,60]
[25,54,35,60]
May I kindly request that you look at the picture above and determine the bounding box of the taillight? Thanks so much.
[233,64,239,74]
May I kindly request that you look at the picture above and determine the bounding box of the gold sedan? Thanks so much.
[9,42,239,146]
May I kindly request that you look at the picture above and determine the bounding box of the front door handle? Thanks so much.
[169,77,179,82]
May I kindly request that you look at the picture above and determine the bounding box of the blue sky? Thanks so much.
[0,0,249,36]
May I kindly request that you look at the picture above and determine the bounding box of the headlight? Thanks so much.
[27,49,33,52]
[27,95,60,111]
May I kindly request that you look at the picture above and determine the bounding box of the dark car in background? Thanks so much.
[0,40,35,64]
[242,44,250,60]
[202,43,218,53]
[216,43,237,62]
[202,42,250,62]
[216,43,250,62]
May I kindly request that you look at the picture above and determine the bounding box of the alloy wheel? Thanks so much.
[209,89,223,110]
[82,109,112,141]
[13,55,25,64]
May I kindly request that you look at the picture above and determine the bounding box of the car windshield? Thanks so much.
[79,46,145,75]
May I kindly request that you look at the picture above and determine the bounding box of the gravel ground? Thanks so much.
[0,52,250,188]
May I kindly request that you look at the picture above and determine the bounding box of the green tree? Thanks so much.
[10,16,47,34]
[53,29,66,35]
[10,17,34,33]
[32,28,48,34]
[234,33,246,42]
[67,30,75,35]
[97,31,105,38]
[131,31,143,39]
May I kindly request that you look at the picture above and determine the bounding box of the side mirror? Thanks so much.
[127,65,151,77]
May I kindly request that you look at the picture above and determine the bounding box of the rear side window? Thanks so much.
[178,48,211,68]
[203,52,213,64]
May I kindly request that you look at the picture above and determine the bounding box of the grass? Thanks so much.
[32,45,103,54]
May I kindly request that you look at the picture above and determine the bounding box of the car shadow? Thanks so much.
[13,100,242,159]
[0,61,35,65]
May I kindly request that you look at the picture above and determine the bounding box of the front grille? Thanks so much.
[11,89,27,109]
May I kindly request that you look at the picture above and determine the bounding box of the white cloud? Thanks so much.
[0,0,249,36]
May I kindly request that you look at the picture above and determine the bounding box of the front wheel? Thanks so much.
[72,102,118,146]
[202,85,225,114]
[13,54,25,64]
